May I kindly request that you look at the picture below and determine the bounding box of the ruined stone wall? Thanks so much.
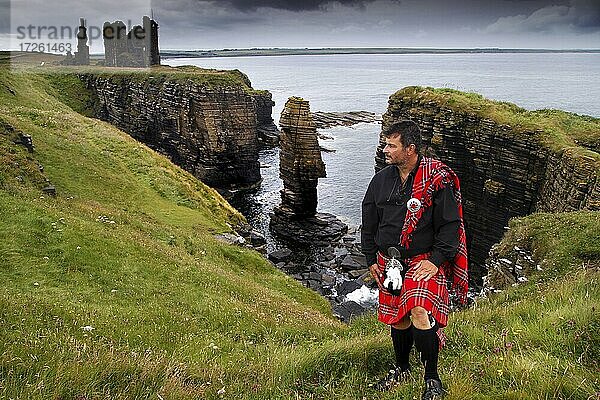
[378,89,599,271]
[79,74,261,190]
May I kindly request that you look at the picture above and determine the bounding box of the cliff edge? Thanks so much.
[44,64,278,194]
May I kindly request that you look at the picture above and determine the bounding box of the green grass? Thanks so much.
[43,72,101,117]
[1,66,599,399]
[69,65,254,91]
[496,212,600,275]
[390,86,600,159]
[3,50,261,97]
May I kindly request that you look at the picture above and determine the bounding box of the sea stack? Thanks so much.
[277,97,325,216]
[270,97,347,245]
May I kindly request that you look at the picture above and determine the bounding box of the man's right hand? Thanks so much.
[369,263,382,285]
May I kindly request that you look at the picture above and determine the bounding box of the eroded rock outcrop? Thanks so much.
[1,119,55,196]
[77,69,276,194]
[311,111,381,129]
[252,92,280,147]
[480,210,599,293]
[482,243,538,292]
[270,97,347,244]
[376,87,599,275]
[276,97,325,216]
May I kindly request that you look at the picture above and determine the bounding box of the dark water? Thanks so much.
[165,53,600,251]
[229,123,379,252]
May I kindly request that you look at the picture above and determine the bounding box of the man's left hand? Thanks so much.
[413,259,439,282]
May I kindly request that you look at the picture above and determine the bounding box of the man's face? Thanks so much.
[383,133,411,167]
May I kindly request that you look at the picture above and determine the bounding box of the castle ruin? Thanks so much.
[62,18,90,65]
[103,16,160,67]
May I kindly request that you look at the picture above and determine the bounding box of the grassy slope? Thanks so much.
[0,66,346,399]
[0,65,598,399]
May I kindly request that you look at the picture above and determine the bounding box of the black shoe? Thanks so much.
[370,368,411,391]
[421,378,444,400]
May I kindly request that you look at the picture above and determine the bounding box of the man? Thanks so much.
[361,120,468,399]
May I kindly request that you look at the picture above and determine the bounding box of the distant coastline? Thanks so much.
[162,47,600,58]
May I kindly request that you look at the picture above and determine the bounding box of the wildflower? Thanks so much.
[82,325,94,332]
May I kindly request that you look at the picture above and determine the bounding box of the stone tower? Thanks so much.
[143,16,161,66]
[73,18,90,65]
[103,20,127,67]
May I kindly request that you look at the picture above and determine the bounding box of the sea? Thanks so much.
[164,53,600,251]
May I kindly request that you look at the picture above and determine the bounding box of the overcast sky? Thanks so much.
[1,0,599,51]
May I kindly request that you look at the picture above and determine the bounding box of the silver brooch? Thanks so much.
[407,197,422,213]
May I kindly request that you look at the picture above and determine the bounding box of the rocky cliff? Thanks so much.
[75,67,277,192]
[252,91,280,147]
[377,87,600,274]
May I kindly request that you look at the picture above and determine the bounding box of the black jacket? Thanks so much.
[361,158,461,267]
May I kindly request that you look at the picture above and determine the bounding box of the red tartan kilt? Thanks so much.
[376,252,450,327]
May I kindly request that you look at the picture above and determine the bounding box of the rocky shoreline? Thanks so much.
[217,224,378,322]
[312,111,381,129]
[269,227,377,321]
[220,221,487,323]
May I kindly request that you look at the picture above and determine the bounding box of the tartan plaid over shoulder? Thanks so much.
[401,156,469,304]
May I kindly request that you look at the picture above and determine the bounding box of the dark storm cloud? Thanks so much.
[216,0,388,12]
[194,13,267,29]
[486,0,600,34]
[4,0,597,50]
[155,1,267,31]
[570,0,600,30]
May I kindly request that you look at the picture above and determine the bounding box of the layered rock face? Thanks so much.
[270,97,347,245]
[252,92,280,147]
[277,97,326,217]
[536,149,600,211]
[376,87,599,272]
[311,111,381,129]
[79,73,272,192]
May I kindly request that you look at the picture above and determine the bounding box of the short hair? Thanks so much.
[382,120,422,154]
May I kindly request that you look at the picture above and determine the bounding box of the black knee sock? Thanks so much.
[412,325,440,381]
[390,326,413,372]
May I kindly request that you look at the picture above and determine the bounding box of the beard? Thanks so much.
[385,155,403,166]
